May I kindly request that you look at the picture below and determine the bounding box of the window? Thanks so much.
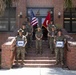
[0,7,16,32]
[64,8,76,33]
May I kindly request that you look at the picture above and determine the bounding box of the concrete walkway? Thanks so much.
[0,67,76,75]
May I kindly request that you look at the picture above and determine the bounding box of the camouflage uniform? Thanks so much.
[21,28,28,37]
[16,34,27,65]
[35,28,43,54]
[47,24,57,47]
[48,30,56,53]
[21,27,28,50]
[54,35,66,65]
[27,24,33,48]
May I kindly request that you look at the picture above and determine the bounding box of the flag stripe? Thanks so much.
[31,18,38,24]
[32,22,38,26]
[31,21,38,25]
[30,10,38,26]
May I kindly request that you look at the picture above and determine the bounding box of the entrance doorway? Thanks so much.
[27,7,54,39]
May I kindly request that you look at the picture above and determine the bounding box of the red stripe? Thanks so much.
[31,17,38,26]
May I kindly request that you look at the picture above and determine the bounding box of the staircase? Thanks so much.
[13,40,60,67]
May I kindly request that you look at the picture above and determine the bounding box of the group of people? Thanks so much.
[47,21,66,66]
[15,17,66,66]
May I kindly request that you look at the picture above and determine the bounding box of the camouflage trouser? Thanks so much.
[49,37,55,52]
[55,47,64,63]
[36,39,42,52]
[27,34,32,47]
[16,47,25,64]
[48,37,50,47]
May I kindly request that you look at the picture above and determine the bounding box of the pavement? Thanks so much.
[0,67,76,75]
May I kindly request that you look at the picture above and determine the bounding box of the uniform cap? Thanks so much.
[17,28,24,32]
[51,24,55,27]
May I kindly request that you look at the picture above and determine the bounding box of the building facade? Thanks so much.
[0,0,76,48]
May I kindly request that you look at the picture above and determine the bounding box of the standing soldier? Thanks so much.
[35,27,43,54]
[48,26,56,54]
[15,29,27,66]
[27,21,33,48]
[21,24,28,37]
[54,29,66,66]
[47,21,57,47]
[23,16,29,26]
[21,24,28,51]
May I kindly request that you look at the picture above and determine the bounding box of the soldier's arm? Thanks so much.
[14,36,16,46]
[14,36,17,42]
[35,34,38,39]
[40,33,43,39]
[35,34,40,40]
[24,38,27,46]
[54,38,56,44]
[64,36,67,44]
[25,32,28,36]
[48,32,51,37]
[23,36,27,47]
[47,27,50,32]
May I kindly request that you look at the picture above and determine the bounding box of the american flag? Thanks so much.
[30,10,38,26]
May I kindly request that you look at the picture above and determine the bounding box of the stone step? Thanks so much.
[25,55,55,57]
[13,41,57,67]
[13,63,60,67]
[15,56,56,60]
[14,59,56,64]
[26,51,51,53]
[17,54,55,58]
[25,57,56,60]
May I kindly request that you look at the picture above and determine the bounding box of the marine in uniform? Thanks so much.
[54,29,66,66]
[27,21,33,48]
[23,16,29,26]
[47,21,57,47]
[21,24,28,50]
[35,27,43,54]
[21,24,28,37]
[15,29,27,66]
[48,26,56,54]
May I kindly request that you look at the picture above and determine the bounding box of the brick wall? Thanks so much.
[67,44,76,70]
[1,37,16,69]
[72,0,76,7]
[62,29,76,70]
[53,0,64,28]
[70,34,76,40]
[16,0,27,28]
[0,33,10,49]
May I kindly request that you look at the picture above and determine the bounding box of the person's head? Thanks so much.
[25,16,29,22]
[51,21,53,24]
[51,26,55,31]
[22,24,26,29]
[28,21,31,25]
[57,29,62,36]
[25,16,28,22]
[19,31,22,36]
[18,29,23,36]
[37,27,41,32]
